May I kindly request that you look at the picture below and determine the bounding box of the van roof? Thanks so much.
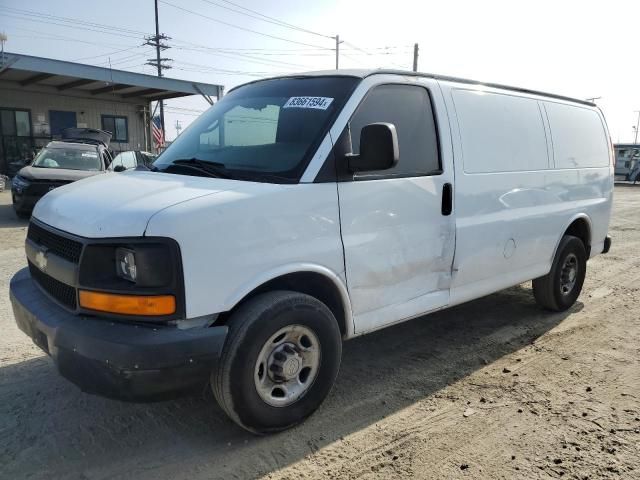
[232,69,595,107]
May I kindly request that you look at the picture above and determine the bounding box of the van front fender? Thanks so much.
[223,263,355,338]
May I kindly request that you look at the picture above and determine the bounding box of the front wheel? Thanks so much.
[212,291,342,434]
[533,235,587,311]
[14,209,30,219]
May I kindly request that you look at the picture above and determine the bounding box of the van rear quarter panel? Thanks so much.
[442,82,612,305]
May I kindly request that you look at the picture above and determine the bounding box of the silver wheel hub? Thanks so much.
[254,325,321,407]
[560,253,579,295]
[269,343,303,381]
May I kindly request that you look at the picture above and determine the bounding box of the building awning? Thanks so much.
[0,52,222,102]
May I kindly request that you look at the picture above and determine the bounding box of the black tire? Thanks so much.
[212,290,342,434]
[533,235,587,311]
[14,209,30,219]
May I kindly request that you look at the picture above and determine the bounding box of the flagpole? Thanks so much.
[149,101,159,153]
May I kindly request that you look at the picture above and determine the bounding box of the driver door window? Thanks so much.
[347,84,440,179]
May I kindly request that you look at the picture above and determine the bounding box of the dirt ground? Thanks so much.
[0,186,638,480]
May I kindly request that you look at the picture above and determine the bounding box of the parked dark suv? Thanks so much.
[11,128,112,218]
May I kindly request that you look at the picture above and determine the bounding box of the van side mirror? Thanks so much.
[113,165,126,172]
[346,123,399,173]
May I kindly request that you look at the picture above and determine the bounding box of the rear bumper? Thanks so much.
[10,267,227,401]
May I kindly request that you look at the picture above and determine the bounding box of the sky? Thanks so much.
[1,0,639,142]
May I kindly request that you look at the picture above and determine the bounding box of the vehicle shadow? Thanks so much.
[0,285,576,480]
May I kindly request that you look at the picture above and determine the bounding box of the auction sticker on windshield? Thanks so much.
[283,96,334,110]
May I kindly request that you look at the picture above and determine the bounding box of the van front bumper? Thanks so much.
[9,267,227,402]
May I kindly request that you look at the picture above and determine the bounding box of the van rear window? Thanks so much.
[543,102,609,169]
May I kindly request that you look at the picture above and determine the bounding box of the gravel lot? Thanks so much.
[1,186,638,479]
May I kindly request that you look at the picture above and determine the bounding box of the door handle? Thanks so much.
[441,183,453,216]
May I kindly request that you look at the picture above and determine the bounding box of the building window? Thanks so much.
[101,115,128,142]
[0,108,32,137]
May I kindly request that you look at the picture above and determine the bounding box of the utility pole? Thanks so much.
[335,34,340,70]
[634,111,640,144]
[145,0,172,146]
[175,119,182,137]
[412,43,419,72]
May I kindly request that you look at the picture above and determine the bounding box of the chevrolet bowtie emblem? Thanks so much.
[35,250,48,272]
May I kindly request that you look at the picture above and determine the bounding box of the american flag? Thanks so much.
[152,115,164,149]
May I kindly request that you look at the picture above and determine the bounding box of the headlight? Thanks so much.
[12,175,30,192]
[116,247,137,282]
[77,239,184,319]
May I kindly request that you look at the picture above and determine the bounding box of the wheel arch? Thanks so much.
[554,214,592,260]
[217,264,354,338]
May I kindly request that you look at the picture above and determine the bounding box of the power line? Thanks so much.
[159,0,333,49]
[0,6,149,36]
[342,40,408,69]
[4,4,414,77]
[72,46,145,62]
[102,52,153,66]
[200,0,334,39]
[174,45,307,68]
[173,64,288,78]
[164,106,206,113]
[2,12,145,40]
[340,53,368,67]
[106,62,148,71]
[6,26,139,49]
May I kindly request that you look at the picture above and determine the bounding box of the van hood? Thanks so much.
[32,171,242,238]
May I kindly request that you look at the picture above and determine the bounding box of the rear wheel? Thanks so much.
[212,291,342,434]
[533,235,587,311]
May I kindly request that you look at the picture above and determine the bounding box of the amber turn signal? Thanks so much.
[79,290,176,316]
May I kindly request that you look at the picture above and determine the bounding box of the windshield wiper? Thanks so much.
[239,172,296,184]
[164,158,233,179]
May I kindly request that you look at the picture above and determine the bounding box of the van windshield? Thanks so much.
[154,76,359,183]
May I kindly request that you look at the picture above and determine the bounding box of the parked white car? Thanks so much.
[10,69,613,433]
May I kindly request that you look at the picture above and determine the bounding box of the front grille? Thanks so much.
[27,181,72,196]
[29,261,77,310]
[27,222,83,263]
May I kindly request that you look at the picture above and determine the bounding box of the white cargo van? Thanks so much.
[10,70,613,433]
